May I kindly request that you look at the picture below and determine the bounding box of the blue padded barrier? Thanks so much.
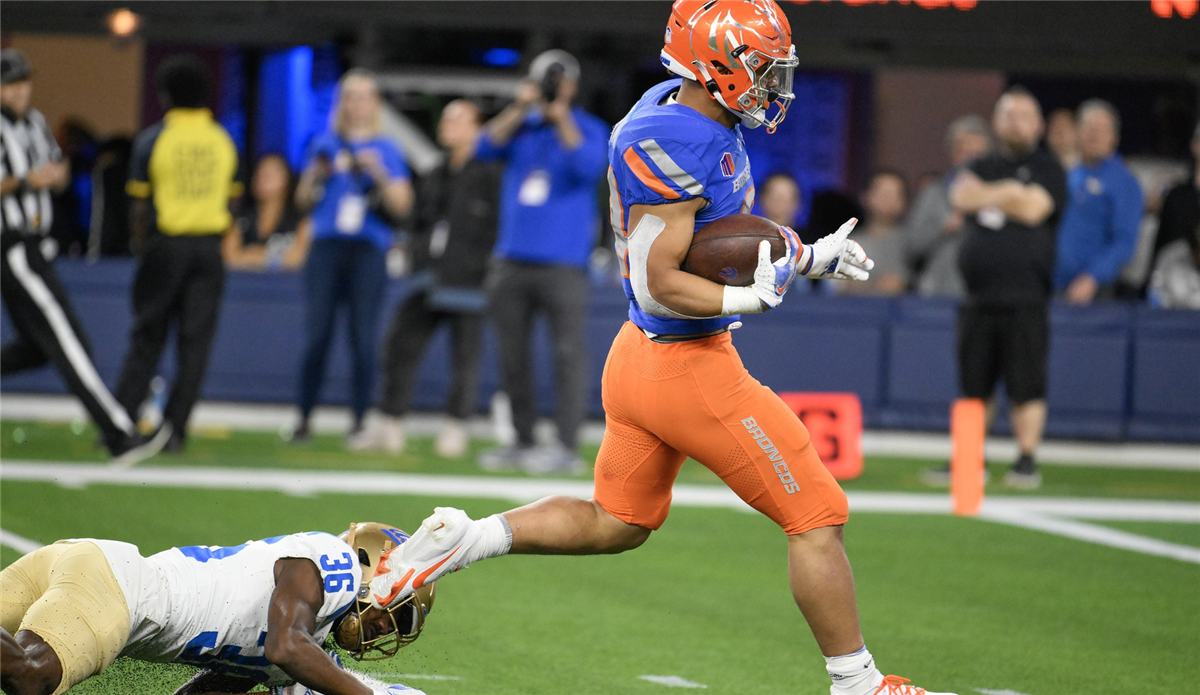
[881,297,959,431]
[1128,307,1200,442]
[734,294,892,426]
[1043,304,1133,440]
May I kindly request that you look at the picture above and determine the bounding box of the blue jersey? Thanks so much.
[476,107,610,268]
[306,132,411,252]
[608,79,756,335]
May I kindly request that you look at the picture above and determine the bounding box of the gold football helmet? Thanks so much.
[332,522,436,661]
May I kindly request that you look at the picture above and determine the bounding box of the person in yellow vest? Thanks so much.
[115,55,241,455]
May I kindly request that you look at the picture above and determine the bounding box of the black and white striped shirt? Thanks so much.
[1,106,62,235]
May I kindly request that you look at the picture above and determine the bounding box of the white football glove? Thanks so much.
[269,651,426,695]
[721,224,804,314]
[800,217,873,281]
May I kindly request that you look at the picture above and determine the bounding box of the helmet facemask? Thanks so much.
[332,585,433,661]
[331,522,436,661]
[732,45,797,133]
[681,0,798,134]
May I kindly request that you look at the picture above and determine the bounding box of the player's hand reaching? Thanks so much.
[800,217,873,281]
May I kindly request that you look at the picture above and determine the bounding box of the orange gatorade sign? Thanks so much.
[777,393,864,480]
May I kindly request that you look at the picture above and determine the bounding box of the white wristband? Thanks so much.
[721,285,765,316]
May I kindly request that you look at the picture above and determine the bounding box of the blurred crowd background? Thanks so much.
[2,1,1198,463]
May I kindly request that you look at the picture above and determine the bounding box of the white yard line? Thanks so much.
[2,462,1197,564]
[980,497,1200,523]
[862,430,1200,471]
[978,510,1200,565]
[976,689,1035,695]
[639,675,708,689]
[4,393,1197,470]
[0,527,43,554]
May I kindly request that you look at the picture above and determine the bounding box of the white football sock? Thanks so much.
[461,513,513,566]
[826,646,884,695]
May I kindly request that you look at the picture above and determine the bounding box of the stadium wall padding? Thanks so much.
[2,258,1198,442]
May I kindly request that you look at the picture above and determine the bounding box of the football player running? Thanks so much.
[1,523,434,695]
[373,2,953,694]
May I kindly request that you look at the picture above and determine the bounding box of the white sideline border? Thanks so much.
[2,462,1197,564]
[0,527,43,554]
[2,394,1198,471]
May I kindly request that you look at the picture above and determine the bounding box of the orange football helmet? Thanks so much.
[661,0,708,79]
[672,0,798,133]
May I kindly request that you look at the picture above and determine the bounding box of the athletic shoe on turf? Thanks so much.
[1004,453,1041,490]
[347,416,405,454]
[434,419,468,459]
[370,506,477,608]
[109,423,173,469]
[867,674,956,695]
[288,420,311,444]
[476,444,531,472]
[162,427,186,454]
[520,443,585,476]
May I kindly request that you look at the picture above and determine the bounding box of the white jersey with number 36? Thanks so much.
[89,532,361,686]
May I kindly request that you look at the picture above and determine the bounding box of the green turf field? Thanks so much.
[2,419,1198,695]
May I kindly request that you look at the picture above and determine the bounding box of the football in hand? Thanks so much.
[681,213,787,286]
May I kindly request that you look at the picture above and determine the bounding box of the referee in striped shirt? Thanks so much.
[0,49,167,466]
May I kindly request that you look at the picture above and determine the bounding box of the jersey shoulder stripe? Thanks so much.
[622,145,680,200]
[638,138,704,196]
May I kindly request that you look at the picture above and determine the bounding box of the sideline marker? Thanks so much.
[950,398,985,516]
[778,392,864,480]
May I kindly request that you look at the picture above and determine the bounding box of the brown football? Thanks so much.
[682,213,786,286]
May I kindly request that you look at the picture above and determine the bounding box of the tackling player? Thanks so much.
[373,2,953,694]
[1,523,433,695]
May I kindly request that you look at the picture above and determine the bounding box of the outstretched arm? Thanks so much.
[264,559,373,695]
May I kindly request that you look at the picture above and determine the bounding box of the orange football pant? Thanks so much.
[593,322,850,535]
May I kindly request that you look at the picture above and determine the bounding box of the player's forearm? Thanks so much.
[269,637,372,695]
[647,267,726,317]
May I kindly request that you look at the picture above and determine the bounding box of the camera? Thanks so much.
[540,62,566,103]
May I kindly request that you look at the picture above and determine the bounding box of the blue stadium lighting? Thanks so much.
[480,47,521,67]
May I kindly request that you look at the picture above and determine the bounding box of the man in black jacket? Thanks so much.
[352,100,500,457]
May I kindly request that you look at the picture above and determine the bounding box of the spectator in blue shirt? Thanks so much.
[474,50,608,474]
[1054,99,1143,305]
[292,69,413,445]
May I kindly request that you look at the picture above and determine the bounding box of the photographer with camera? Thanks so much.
[474,49,609,474]
[292,69,413,445]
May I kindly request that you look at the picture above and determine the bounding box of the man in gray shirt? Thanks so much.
[904,115,992,297]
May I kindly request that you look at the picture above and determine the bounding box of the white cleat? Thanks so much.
[840,675,956,695]
[369,507,478,608]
